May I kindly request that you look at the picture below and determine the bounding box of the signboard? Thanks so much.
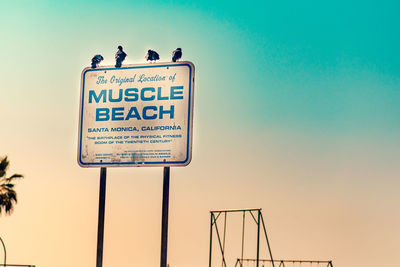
[78,62,195,167]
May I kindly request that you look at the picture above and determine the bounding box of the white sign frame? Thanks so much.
[77,61,195,167]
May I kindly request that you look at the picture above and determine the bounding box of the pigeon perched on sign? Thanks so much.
[145,49,160,62]
[91,54,104,68]
[172,48,182,62]
[115,46,127,68]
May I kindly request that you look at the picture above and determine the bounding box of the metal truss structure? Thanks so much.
[209,208,333,267]
[209,208,275,267]
[236,259,333,267]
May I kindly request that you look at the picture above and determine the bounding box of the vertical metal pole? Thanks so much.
[240,211,245,267]
[221,212,227,267]
[260,214,275,267]
[212,214,227,267]
[209,212,214,267]
[160,166,170,267]
[256,210,261,267]
[96,167,107,267]
[0,237,6,267]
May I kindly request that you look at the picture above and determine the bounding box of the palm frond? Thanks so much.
[5,174,24,182]
[7,190,17,202]
[3,183,15,189]
[0,190,17,215]
[5,201,13,213]
[0,157,9,174]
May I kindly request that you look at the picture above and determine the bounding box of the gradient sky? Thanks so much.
[0,1,399,267]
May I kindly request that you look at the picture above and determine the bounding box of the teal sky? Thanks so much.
[2,0,399,133]
[1,1,399,267]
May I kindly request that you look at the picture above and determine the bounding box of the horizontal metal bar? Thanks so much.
[240,258,332,263]
[210,208,261,213]
[0,265,35,267]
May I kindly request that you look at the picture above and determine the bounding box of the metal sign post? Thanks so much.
[96,167,107,267]
[160,166,170,267]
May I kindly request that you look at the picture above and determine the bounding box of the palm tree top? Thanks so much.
[0,156,24,215]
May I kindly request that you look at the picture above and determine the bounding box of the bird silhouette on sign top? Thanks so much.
[115,45,127,68]
[91,54,104,68]
[172,48,182,62]
[145,49,160,62]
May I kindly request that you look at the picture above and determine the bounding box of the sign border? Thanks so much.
[77,61,195,167]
